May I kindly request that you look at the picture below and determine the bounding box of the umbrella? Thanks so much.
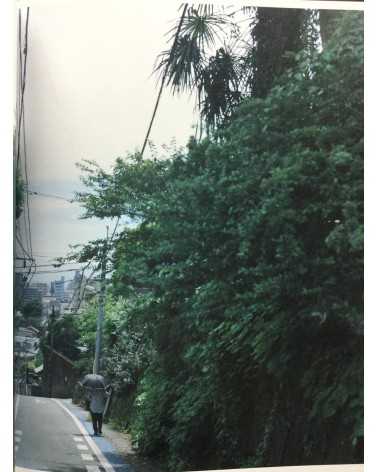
[81,374,106,389]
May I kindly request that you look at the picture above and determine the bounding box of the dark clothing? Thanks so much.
[89,387,108,413]
[79,377,111,435]
[90,410,103,434]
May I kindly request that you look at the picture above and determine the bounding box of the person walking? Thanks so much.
[88,386,109,436]
[79,374,110,437]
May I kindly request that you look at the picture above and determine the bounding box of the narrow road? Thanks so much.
[15,394,115,472]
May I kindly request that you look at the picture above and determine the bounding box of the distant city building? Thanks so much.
[14,326,40,359]
[15,272,27,303]
[69,270,84,312]
[51,276,65,301]
[29,282,49,296]
[41,296,60,319]
[23,286,42,304]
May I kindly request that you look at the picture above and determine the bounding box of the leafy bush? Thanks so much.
[77,12,363,470]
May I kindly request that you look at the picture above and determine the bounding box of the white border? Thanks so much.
[14,0,364,11]
[2,0,15,468]
[6,0,367,471]
[217,1,364,10]
[187,467,363,472]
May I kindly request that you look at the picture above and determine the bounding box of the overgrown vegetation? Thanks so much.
[20,300,43,329]
[15,170,24,220]
[74,12,363,471]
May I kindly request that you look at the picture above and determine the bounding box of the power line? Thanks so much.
[68,261,93,311]
[23,95,33,260]
[15,230,31,260]
[22,194,31,256]
[16,7,30,172]
[93,226,109,374]
[16,10,22,142]
[31,253,68,258]
[27,259,37,286]
[15,9,23,169]
[109,216,120,243]
[15,8,34,282]
[26,190,74,203]
[16,277,76,285]
[17,268,86,275]
[14,261,87,268]
[69,216,119,313]
[140,3,188,157]
[19,257,37,292]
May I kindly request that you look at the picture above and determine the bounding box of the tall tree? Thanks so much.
[155,5,320,129]
[319,0,363,47]
[76,12,363,470]
[250,8,305,98]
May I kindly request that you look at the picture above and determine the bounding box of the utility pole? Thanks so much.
[48,305,55,397]
[93,227,109,375]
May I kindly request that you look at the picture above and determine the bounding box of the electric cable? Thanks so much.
[17,268,87,275]
[15,230,31,260]
[140,3,188,157]
[68,261,92,311]
[15,261,88,269]
[26,190,74,203]
[23,99,33,260]
[16,7,30,172]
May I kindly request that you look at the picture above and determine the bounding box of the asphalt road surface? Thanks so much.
[15,395,363,472]
[15,394,114,472]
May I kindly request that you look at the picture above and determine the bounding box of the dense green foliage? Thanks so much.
[250,8,319,98]
[75,13,363,470]
[15,171,24,220]
[73,296,151,385]
[40,314,81,362]
[20,300,43,329]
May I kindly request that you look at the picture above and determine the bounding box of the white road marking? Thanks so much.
[15,468,52,472]
[15,395,20,419]
[77,443,89,451]
[15,436,21,443]
[53,399,116,472]
[14,445,19,452]
[15,430,23,436]
[81,453,94,461]
[73,436,84,442]
[86,466,101,472]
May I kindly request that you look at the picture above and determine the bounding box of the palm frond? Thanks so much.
[154,35,205,94]
[154,5,231,95]
[198,45,243,127]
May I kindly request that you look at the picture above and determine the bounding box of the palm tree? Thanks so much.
[153,4,237,132]
[140,3,324,145]
[154,4,320,133]
[141,4,237,149]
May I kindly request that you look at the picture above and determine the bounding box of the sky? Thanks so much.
[16,0,197,283]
